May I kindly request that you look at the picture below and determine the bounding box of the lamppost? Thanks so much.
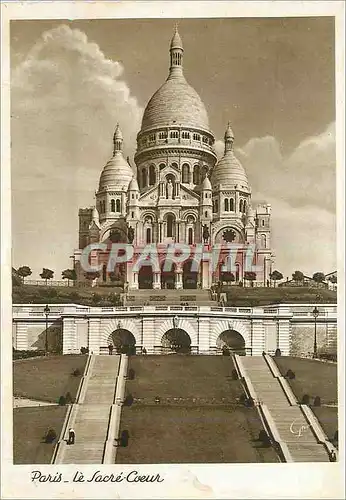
[44,304,50,354]
[312,306,319,358]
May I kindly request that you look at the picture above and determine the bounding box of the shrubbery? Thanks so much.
[285,369,296,380]
[313,396,321,407]
[274,348,281,357]
[301,394,310,405]
[13,348,46,360]
[44,428,57,443]
[120,430,129,447]
[72,368,82,377]
[58,395,66,406]
[258,430,271,447]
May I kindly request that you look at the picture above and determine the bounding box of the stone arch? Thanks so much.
[101,318,141,345]
[213,225,245,244]
[155,317,198,346]
[209,319,249,347]
[140,210,157,222]
[182,211,198,222]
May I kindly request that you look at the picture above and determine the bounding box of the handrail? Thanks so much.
[264,354,298,405]
[74,354,92,403]
[258,405,293,463]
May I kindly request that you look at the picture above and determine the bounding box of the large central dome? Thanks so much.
[140,27,210,133]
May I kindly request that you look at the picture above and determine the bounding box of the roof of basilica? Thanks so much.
[140,28,210,133]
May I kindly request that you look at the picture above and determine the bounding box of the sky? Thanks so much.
[10,17,336,279]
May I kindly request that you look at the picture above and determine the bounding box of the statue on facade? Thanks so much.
[167,179,174,199]
[173,315,179,329]
[202,224,210,244]
[127,226,135,244]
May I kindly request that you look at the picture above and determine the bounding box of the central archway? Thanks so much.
[216,329,246,355]
[161,328,191,354]
[161,260,176,290]
[183,260,199,289]
[138,265,154,289]
[109,329,136,354]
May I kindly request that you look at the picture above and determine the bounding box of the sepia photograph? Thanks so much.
[1,2,344,499]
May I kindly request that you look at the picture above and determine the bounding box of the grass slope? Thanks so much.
[273,356,338,443]
[116,355,278,463]
[116,406,279,464]
[13,355,87,402]
[13,406,66,464]
[226,286,336,306]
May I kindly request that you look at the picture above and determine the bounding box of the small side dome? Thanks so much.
[211,124,249,189]
[202,175,212,190]
[98,125,133,191]
[128,176,139,191]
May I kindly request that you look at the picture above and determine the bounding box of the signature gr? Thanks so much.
[289,417,311,437]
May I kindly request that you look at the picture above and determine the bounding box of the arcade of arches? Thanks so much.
[108,327,246,355]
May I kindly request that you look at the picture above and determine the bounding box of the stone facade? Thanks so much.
[13,303,337,357]
[73,27,274,290]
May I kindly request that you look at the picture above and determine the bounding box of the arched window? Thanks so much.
[171,162,178,169]
[159,163,166,171]
[262,219,265,226]
[146,228,151,244]
[142,168,147,188]
[167,214,174,238]
[149,165,156,186]
[230,198,234,211]
[215,199,219,213]
[182,164,189,183]
[188,227,193,245]
[116,199,121,212]
[239,199,243,213]
[111,199,115,212]
[205,211,208,218]
[224,199,229,212]
[102,264,107,282]
[193,165,199,184]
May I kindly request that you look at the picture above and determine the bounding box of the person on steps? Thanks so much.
[68,428,75,445]
[108,343,114,355]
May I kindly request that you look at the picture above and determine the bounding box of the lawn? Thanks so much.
[13,406,66,464]
[273,356,338,443]
[13,355,87,403]
[273,357,337,404]
[116,406,279,464]
[225,286,336,306]
[125,355,243,403]
[313,406,338,443]
[116,356,279,463]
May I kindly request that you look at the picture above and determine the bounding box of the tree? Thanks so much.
[44,428,57,444]
[61,269,77,286]
[40,268,54,285]
[312,272,326,284]
[270,270,283,287]
[84,271,100,282]
[91,293,101,305]
[328,275,337,284]
[222,272,235,283]
[17,266,32,284]
[244,271,256,287]
[292,270,304,283]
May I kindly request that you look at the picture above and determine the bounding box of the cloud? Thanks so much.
[11,25,143,277]
[236,122,336,213]
[236,124,336,275]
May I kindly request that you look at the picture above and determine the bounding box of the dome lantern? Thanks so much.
[169,25,184,80]
[113,123,123,155]
[224,122,234,154]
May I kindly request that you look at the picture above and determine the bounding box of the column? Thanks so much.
[153,272,161,289]
[198,317,210,354]
[251,319,265,356]
[201,260,211,289]
[62,317,78,354]
[189,166,193,184]
[88,318,101,355]
[132,271,139,290]
[174,267,183,289]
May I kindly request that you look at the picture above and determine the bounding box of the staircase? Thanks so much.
[57,355,120,464]
[241,356,330,462]
[126,288,214,306]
